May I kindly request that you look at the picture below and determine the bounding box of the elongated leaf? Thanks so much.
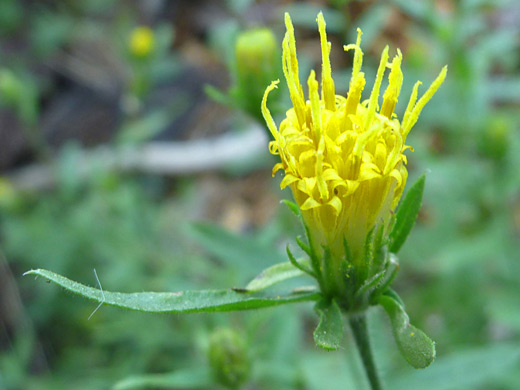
[281,199,301,217]
[113,368,212,390]
[245,259,312,292]
[389,174,426,253]
[313,299,343,351]
[185,223,286,275]
[379,293,435,369]
[24,269,320,313]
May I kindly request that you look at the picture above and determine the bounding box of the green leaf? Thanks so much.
[244,259,312,292]
[281,199,300,217]
[24,269,320,313]
[286,245,315,276]
[204,84,233,107]
[389,343,520,390]
[313,299,343,351]
[113,368,212,390]
[185,223,286,275]
[378,293,435,369]
[389,174,426,254]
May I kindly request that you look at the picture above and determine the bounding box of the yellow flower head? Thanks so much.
[129,26,154,57]
[262,13,446,262]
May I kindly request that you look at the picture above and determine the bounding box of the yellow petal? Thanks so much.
[317,12,336,111]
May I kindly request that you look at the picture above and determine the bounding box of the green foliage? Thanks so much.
[113,369,212,390]
[1,0,520,389]
[389,174,426,254]
[244,259,312,292]
[379,293,435,369]
[185,222,287,277]
[313,299,343,351]
[24,268,320,313]
[389,343,520,390]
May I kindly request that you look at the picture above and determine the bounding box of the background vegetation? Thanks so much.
[1,0,519,389]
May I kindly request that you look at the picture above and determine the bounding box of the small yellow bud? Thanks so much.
[129,26,154,57]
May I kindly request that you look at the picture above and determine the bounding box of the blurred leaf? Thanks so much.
[185,223,286,276]
[245,259,311,292]
[119,109,175,144]
[280,4,346,33]
[352,2,392,48]
[113,368,212,390]
[379,292,435,369]
[389,174,426,254]
[301,350,366,390]
[24,269,320,313]
[487,77,520,103]
[204,84,234,107]
[313,299,343,351]
[389,343,520,390]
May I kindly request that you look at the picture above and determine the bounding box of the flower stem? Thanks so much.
[348,313,383,390]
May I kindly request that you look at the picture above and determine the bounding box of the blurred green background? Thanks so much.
[1,0,519,389]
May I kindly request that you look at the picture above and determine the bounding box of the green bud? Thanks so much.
[235,28,277,79]
[0,69,23,106]
[208,328,250,389]
[0,69,38,125]
[0,178,18,211]
[478,116,510,161]
[233,28,280,121]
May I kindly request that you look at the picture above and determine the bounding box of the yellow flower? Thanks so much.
[129,26,154,57]
[262,13,446,265]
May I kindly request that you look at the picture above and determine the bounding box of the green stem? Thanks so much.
[348,313,383,390]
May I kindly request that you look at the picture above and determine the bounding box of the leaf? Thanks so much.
[389,343,520,390]
[113,368,212,390]
[204,84,233,107]
[185,223,286,276]
[286,245,315,276]
[378,293,435,369]
[389,174,426,254]
[313,299,344,351]
[281,199,300,217]
[24,269,320,313]
[244,259,312,292]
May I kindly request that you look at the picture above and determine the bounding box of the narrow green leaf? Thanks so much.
[244,259,312,292]
[204,84,233,107]
[313,299,344,351]
[185,223,286,275]
[286,245,315,276]
[281,199,301,217]
[24,269,320,313]
[389,174,426,253]
[296,236,312,257]
[113,368,212,390]
[368,254,400,303]
[379,293,435,369]
[355,270,385,299]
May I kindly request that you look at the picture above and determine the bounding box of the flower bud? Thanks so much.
[129,26,154,58]
[208,328,250,389]
[262,12,446,305]
[478,116,510,161]
[0,69,23,106]
[233,28,280,121]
